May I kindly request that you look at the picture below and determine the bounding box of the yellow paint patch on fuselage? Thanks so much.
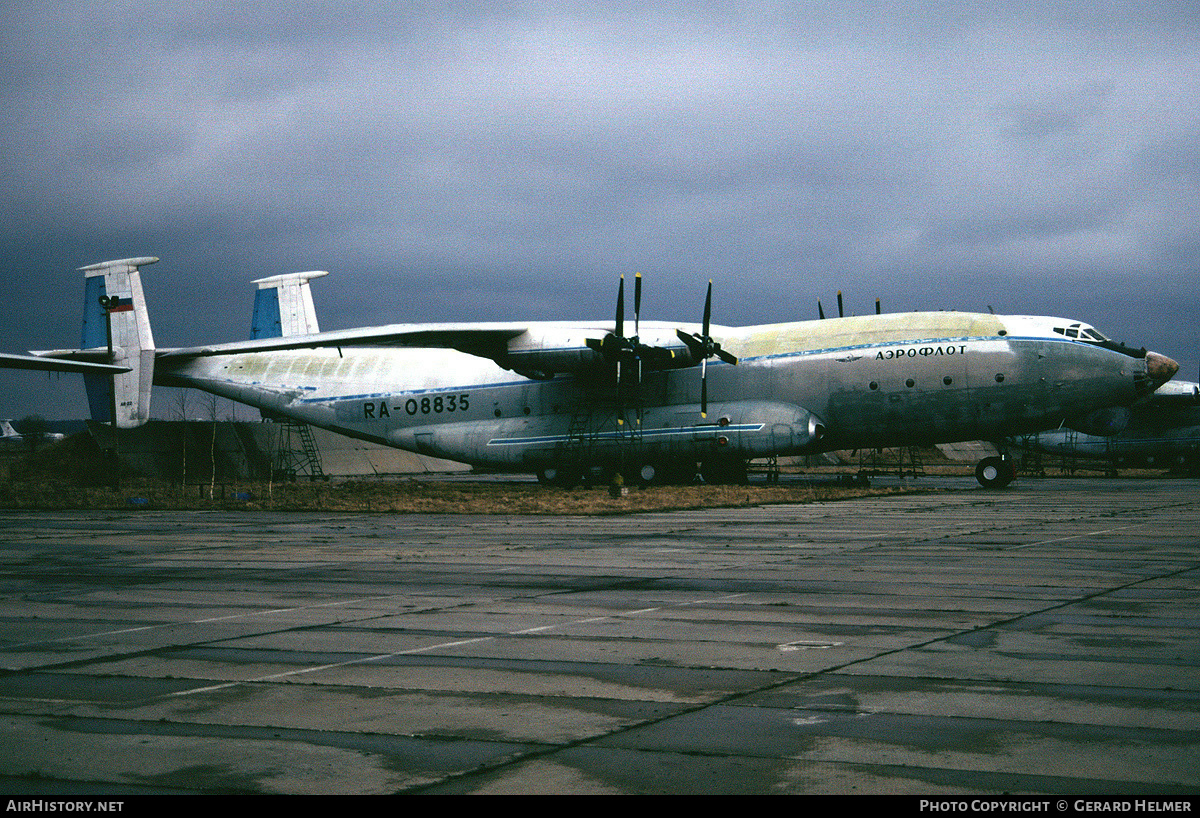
[727,312,1007,359]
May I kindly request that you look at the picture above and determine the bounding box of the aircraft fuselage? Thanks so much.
[157,311,1152,474]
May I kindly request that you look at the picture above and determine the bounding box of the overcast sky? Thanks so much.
[1,1,1197,422]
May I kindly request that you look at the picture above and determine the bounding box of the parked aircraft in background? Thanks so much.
[1,419,65,443]
[0,257,1180,488]
[1010,378,1200,472]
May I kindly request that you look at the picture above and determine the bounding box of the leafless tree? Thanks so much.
[201,391,219,499]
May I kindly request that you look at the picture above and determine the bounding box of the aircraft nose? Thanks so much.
[1145,350,1179,387]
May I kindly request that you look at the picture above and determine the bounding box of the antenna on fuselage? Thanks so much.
[820,292,879,317]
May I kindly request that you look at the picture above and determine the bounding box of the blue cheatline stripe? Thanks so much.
[486,423,764,447]
[293,376,574,404]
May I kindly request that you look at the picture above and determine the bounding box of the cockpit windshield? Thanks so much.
[1053,323,1109,342]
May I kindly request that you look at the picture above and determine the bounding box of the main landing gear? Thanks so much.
[536,458,748,488]
[536,465,583,488]
[975,455,1016,489]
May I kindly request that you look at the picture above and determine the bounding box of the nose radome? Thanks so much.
[1145,351,1180,386]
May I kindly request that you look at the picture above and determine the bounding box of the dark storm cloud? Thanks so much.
[2,2,1199,419]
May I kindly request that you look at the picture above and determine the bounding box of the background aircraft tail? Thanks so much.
[80,257,157,428]
[250,270,327,338]
[1,419,19,439]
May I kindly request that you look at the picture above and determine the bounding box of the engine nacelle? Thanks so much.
[495,324,696,378]
[678,401,826,458]
[390,400,826,467]
[1065,405,1131,437]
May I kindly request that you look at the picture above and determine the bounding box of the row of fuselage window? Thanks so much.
[868,373,1007,390]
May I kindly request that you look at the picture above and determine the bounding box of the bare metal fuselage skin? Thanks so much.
[157,311,1149,470]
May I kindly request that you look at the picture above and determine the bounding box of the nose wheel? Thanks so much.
[975,456,1016,488]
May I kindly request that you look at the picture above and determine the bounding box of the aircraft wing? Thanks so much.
[155,323,533,361]
[0,351,131,374]
[153,321,697,379]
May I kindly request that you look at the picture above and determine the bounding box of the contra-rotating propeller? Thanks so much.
[675,280,738,417]
[585,275,738,421]
[585,273,651,426]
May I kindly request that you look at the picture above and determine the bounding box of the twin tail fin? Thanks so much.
[80,257,157,428]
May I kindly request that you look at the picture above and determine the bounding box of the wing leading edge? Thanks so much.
[155,323,531,361]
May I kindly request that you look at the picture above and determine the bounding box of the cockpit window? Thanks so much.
[1053,324,1109,342]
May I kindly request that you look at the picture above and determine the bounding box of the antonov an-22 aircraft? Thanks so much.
[5,257,1180,488]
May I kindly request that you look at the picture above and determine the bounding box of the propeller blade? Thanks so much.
[670,280,737,415]
[818,300,825,319]
[837,290,843,318]
[703,280,713,338]
[634,272,642,338]
[675,328,700,357]
[876,298,881,315]
[615,275,625,338]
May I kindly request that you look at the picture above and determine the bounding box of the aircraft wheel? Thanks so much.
[975,456,1015,489]
[634,462,659,487]
[538,465,580,489]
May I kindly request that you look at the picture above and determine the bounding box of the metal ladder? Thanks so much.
[273,420,325,480]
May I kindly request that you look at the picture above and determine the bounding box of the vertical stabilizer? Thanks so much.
[251,270,327,338]
[80,257,157,428]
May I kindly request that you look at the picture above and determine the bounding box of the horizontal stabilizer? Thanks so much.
[0,351,130,374]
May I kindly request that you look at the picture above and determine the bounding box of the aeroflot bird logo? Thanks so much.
[876,344,968,360]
